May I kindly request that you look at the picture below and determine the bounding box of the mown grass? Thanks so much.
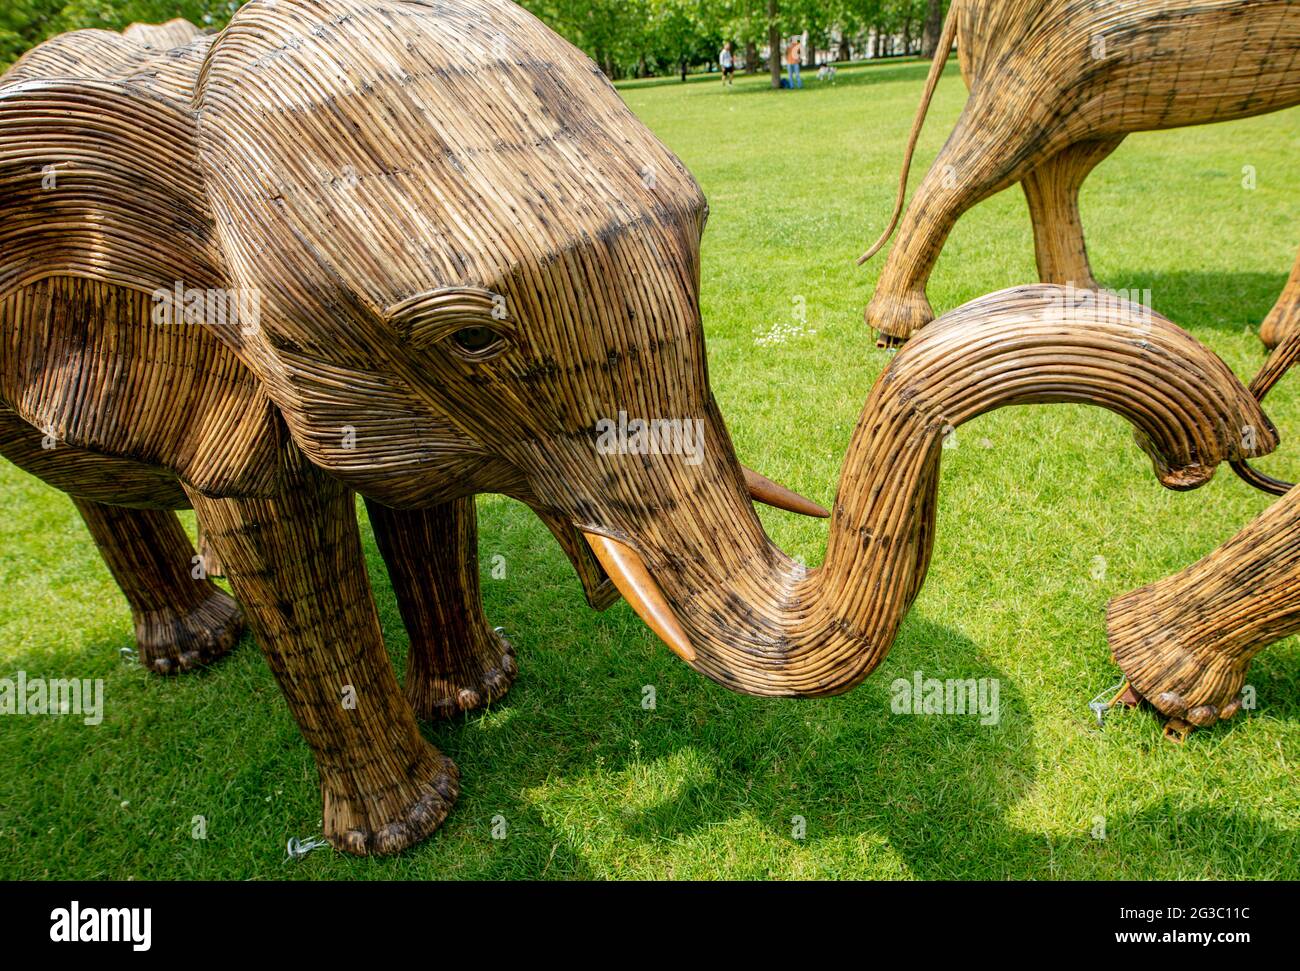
[1,57,1297,880]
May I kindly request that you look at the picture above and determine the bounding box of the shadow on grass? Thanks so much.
[2,495,1295,879]
[441,570,1297,878]
[611,616,1037,865]
[1093,269,1291,339]
[446,500,1300,878]
[395,498,1299,878]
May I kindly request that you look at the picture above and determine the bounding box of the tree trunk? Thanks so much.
[768,0,782,89]
[804,32,816,69]
[838,33,851,62]
[680,59,687,82]
[745,40,758,73]
[922,0,945,57]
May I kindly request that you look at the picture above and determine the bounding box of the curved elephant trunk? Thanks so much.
[589,285,1276,697]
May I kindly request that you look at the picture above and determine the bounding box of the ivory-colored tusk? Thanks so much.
[581,531,696,663]
[742,466,830,518]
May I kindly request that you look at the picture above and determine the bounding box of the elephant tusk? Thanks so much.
[581,531,696,663]
[742,466,830,518]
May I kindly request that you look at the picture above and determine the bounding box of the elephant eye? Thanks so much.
[449,325,506,358]
[384,287,517,358]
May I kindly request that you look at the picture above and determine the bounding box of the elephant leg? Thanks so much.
[1259,248,1300,350]
[1107,483,1300,732]
[1021,137,1124,291]
[188,457,458,856]
[866,101,1067,345]
[364,496,516,721]
[71,499,244,675]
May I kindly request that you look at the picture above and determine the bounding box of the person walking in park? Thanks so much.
[720,41,735,87]
[785,38,803,89]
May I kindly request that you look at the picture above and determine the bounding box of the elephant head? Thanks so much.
[0,0,1277,697]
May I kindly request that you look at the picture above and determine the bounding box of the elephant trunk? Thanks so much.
[591,285,1276,697]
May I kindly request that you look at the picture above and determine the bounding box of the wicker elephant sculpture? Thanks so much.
[861,0,1300,348]
[0,0,1278,855]
[1106,325,1300,739]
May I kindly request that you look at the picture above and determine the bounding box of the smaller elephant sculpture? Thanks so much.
[1109,324,1300,740]
[0,0,1280,857]
[861,0,1300,347]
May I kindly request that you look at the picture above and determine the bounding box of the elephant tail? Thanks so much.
[856,5,959,266]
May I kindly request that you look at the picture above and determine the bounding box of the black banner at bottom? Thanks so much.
[0,879,1289,957]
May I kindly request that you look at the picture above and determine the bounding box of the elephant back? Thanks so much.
[2,20,212,104]
[194,0,707,319]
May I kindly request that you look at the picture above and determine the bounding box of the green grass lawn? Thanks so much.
[2,57,1298,880]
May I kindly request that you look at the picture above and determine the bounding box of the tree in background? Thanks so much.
[785,0,830,68]
[766,0,779,88]
[711,0,766,74]
[648,0,719,81]
[0,0,947,80]
[921,0,946,57]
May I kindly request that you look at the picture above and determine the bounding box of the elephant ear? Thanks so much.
[0,77,225,302]
[0,78,279,497]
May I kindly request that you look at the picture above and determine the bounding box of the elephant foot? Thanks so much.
[1105,682,1246,745]
[134,588,245,675]
[324,751,460,856]
[1106,594,1251,734]
[865,289,934,345]
[407,629,518,721]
